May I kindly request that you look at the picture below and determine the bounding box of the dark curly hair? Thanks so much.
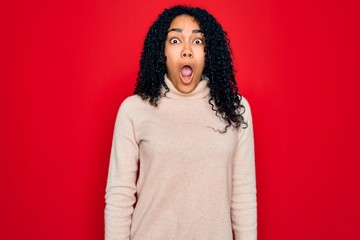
[134,5,247,132]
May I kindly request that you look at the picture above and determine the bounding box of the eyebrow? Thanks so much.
[167,28,203,33]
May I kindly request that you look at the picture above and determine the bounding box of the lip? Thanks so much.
[179,72,193,85]
[179,64,194,85]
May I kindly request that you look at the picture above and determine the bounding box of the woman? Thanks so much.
[105,5,257,240]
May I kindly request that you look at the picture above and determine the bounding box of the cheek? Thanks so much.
[164,50,171,67]
[164,45,169,58]
[196,50,205,67]
[165,47,174,63]
[164,43,172,57]
[195,47,205,57]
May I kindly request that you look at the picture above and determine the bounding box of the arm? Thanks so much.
[231,97,257,240]
[105,99,139,240]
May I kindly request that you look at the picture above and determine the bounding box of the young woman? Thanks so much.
[105,5,257,240]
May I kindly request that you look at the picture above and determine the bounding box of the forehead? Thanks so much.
[168,14,201,30]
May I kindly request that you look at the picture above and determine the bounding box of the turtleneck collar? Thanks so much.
[162,74,210,100]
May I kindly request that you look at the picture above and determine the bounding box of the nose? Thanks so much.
[181,45,193,58]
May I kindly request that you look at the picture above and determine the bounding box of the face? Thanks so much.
[165,15,205,93]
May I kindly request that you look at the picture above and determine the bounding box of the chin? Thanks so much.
[178,86,195,93]
[168,73,201,93]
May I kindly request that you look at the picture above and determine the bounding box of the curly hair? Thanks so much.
[134,5,247,132]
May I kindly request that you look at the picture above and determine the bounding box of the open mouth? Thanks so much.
[180,65,193,84]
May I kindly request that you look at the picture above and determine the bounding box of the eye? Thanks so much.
[170,38,181,44]
[193,38,203,44]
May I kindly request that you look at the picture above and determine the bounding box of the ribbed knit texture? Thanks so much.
[105,75,257,240]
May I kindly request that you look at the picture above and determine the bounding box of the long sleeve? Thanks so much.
[105,99,139,240]
[231,98,257,240]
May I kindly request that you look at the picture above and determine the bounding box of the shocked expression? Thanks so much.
[165,15,205,93]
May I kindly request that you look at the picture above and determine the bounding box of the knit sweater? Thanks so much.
[105,75,257,240]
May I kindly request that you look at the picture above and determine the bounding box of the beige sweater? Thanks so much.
[105,76,257,240]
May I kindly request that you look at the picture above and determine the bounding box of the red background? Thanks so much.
[1,0,359,239]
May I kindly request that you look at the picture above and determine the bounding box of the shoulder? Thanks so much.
[236,95,254,141]
[118,95,148,112]
[116,94,154,122]
[240,95,251,109]
[238,95,253,122]
[120,95,143,108]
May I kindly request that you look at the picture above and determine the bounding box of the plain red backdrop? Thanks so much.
[1,0,359,239]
